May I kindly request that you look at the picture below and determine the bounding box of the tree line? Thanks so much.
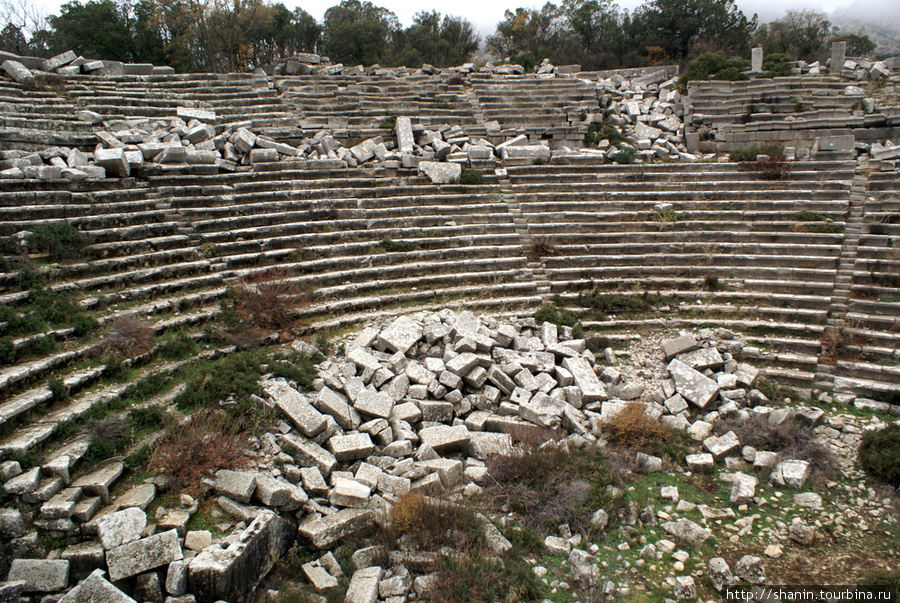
[0,0,877,74]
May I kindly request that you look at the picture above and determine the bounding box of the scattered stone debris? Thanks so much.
[2,308,895,602]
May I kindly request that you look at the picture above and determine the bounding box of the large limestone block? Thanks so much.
[96,507,147,550]
[562,357,607,402]
[353,390,394,419]
[315,387,360,430]
[58,569,136,603]
[395,116,414,153]
[188,511,293,603]
[419,161,460,184]
[344,567,382,603]
[281,435,338,476]
[662,335,698,359]
[41,50,77,72]
[375,316,422,354]
[667,359,719,409]
[106,529,183,581]
[328,433,375,462]
[298,508,375,549]
[418,425,470,452]
[2,60,35,88]
[93,148,130,178]
[7,559,69,592]
[261,379,326,437]
[661,518,711,545]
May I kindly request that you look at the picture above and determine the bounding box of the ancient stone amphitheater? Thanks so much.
[0,49,898,603]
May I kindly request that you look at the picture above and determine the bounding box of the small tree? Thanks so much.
[27,221,86,262]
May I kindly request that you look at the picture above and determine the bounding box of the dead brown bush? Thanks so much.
[149,409,248,495]
[528,235,558,260]
[389,492,482,552]
[716,414,841,481]
[604,403,672,449]
[95,316,154,358]
[821,324,862,362]
[233,268,302,330]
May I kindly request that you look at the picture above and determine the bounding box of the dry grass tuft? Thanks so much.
[233,268,302,330]
[604,402,673,450]
[95,315,154,358]
[149,409,248,494]
[389,492,482,552]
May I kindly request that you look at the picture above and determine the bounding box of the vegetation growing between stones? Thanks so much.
[26,221,87,262]
[858,424,900,487]
[459,168,484,185]
[234,268,302,331]
[678,52,750,91]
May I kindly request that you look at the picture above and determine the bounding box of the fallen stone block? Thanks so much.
[298,508,375,549]
[2,59,35,88]
[96,507,147,550]
[214,470,257,504]
[375,316,422,355]
[262,379,326,437]
[93,148,130,178]
[661,518,711,545]
[419,161,461,184]
[188,511,293,603]
[7,559,69,592]
[58,569,136,603]
[667,359,719,409]
[418,424,470,453]
[328,432,375,462]
[562,357,606,402]
[345,567,382,603]
[281,435,338,476]
[106,529,183,582]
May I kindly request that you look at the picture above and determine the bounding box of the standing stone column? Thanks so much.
[751,47,764,73]
[831,41,847,76]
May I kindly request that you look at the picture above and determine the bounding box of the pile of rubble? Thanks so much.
[0,110,555,182]
[593,70,698,162]
[6,309,893,603]
[1,50,173,85]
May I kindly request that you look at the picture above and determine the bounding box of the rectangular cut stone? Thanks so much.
[676,347,724,370]
[662,335,698,359]
[299,508,375,549]
[188,511,293,603]
[467,432,512,460]
[350,139,377,163]
[418,425,470,452]
[346,347,381,372]
[395,117,414,153]
[667,359,719,409]
[562,357,606,402]
[215,470,256,504]
[328,433,375,462]
[315,387,360,430]
[58,569,136,603]
[329,477,371,507]
[7,559,69,592]
[281,435,338,476]
[353,390,394,419]
[345,567,382,603]
[487,365,515,395]
[261,380,326,437]
[41,50,77,72]
[446,352,480,377]
[73,461,123,503]
[106,529,183,581]
[419,161,460,184]
[93,148,130,177]
[375,316,422,354]
[750,47,763,72]
[176,107,216,123]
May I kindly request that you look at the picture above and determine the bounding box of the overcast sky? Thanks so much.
[26,0,895,36]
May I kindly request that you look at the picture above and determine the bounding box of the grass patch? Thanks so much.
[378,239,417,253]
[534,303,580,329]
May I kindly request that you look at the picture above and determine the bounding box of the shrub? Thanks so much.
[612,145,638,164]
[128,405,171,430]
[459,168,484,185]
[821,325,861,361]
[72,314,99,337]
[97,316,154,358]
[858,424,900,487]
[390,492,482,551]
[175,350,264,412]
[420,550,543,603]
[763,53,794,77]
[269,352,320,390]
[584,123,632,148]
[678,52,750,90]
[730,145,760,162]
[379,239,416,253]
[84,418,130,465]
[149,409,248,494]
[379,115,397,129]
[754,143,792,180]
[604,402,688,460]
[159,335,197,360]
[716,414,841,480]
[48,378,68,401]
[651,207,685,222]
[27,222,87,262]
[534,303,579,328]
[527,235,557,260]
[234,269,299,330]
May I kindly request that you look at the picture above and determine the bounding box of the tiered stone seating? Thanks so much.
[507,158,859,389]
[277,74,484,145]
[152,166,541,329]
[686,77,900,153]
[0,80,96,150]
[66,73,298,132]
[470,75,599,147]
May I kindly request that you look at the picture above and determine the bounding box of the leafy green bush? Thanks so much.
[763,53,794,77]
[175,350,265,411]
[858,424,900,487]
[730,145,760,162]
[27,222,87,262]
[270,352,320,390]
[534,304,579,328]
[379,115,397,129]
[585,123,632,148]
[678,52,750,91]
[48,378,68,401]
[460,168,484,185]
[613,145,638,164]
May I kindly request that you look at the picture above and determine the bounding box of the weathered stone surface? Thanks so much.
[673,575,696,600]
[7,559,69,592]
[2,60,35,88]
[562,357,606,402]
[395,117,414,154]
[214,470,257,504]
[662,335,698,359]
[298,508,375,549]
[188,511,293,603]
[328,433,376,462]
[106,529,183,582]
[376,316,422,354]
[770,460,810,489]
[315,387,360,430]
[72,461,123,503]
[345,567,382,603]
[677,347,724,370]
[353,390,394,419]
[97,507,147,550]
[707,557,733,591]
[94,148,130,177]
[419,424,470,452]
[262,379,326,437]
[661,518,711,545]
[282,435,338,476]
[734,555,765,584]
[58,569,136,603]
[703,431,740,457]
[729,472,758,505]
[667,359,719,408]
[419,161,461,184]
